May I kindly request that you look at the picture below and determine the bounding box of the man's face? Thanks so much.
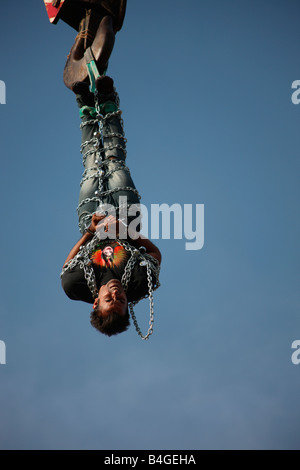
[94,279,128,317]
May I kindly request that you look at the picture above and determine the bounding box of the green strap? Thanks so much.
[98,102,118,115]
[86,60,100,94]
[80,105,98,118]
[84,47,107,94]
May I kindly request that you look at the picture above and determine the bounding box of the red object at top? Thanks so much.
[43,0,65,24]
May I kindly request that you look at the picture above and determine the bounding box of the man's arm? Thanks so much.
[63,231,93,268]
[128,234,162,265]
[62,213,107,268]
[63,215,162,268]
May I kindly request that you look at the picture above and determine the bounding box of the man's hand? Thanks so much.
[52,0,61,8]
[90,214,128,240]
[87,213,107,234]
[62,213,106,268]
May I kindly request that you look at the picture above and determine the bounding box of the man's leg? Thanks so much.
[75,77,141,234]
[75,82,103,233]
[95,77,141,227]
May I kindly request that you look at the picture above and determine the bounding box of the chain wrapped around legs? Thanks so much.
[77,82,141,233]
[70,82,160,339]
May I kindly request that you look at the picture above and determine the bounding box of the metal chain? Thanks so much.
[103,162,130,178]
[61,231,159,287]
[77,87,141,226]
[83,263,98,299]
[78,201,133,233]
[80,119,99,129]
[80,137,98,151]
[77,186,141,212]
[117,239,160,340]
[80,161,131,187]
[102,132,127,142]
[61,235,160,340]
[65,88,159,339]
[95,186,141,198]
[128,261,155,340]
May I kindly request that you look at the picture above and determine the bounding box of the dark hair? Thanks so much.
[90,301,130,337]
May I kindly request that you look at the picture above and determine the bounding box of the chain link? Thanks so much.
[80,160,129,186]
[80,119,99,129]
[103,132,127,143]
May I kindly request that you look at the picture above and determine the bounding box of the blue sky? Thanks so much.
[0,0,299,450]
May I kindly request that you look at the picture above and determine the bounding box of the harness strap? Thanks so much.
[84,47,107,93]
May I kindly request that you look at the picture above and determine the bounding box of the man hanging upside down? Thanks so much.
[60,7,162,339]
